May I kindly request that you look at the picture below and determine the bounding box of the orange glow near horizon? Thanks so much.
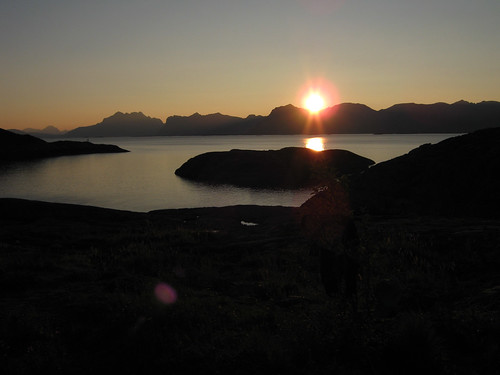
[305,137,325,151]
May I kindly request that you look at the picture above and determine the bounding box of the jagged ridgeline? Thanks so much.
[31,101,500,138]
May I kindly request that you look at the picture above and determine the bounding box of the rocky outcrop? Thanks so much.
[0,128,128,161]
[175,147,374,189]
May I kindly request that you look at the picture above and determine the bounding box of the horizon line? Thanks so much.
[5,99,496,132]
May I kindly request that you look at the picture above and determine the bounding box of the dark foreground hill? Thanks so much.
[348,127,500,218]
[0,128,128,161]
[1,198,499,374]
[175,147,375,189]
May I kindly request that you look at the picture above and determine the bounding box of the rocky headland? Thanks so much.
[0,128,128,162]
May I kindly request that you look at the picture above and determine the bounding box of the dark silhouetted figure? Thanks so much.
[316,218,360,310]
[300,180,361,309]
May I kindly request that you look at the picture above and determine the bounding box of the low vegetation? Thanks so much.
[1,199,499,374]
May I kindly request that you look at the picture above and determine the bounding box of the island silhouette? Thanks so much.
[175,147,374,189]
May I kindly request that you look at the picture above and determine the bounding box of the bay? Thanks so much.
[0,134,457,212]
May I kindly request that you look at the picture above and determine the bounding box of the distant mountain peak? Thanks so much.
[105,111,148,120]
[334,102,374,109]
[65,111,163,137]
[453,100,471,105]
[42,125,61,133]
[20,125,63,136]
[271,104,299,111]
[268,104,304,116]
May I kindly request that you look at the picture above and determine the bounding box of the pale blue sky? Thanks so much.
[1,0,499,129]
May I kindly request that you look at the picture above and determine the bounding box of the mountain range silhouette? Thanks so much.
[12,100,500,137]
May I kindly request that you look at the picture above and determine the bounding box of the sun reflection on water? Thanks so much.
[305,137,325,151]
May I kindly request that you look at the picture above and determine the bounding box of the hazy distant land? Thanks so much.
[9,100,500,138]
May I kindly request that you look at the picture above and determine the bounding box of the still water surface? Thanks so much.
[0,134,457,212]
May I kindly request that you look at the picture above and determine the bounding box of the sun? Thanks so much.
[304,93,326,113]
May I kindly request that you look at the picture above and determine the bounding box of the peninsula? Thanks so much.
[0,128,128,162]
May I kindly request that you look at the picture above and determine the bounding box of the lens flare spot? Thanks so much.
[305,137,325,151]
[154,282,177,304]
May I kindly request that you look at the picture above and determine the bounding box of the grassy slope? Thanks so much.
[1,198,499,374]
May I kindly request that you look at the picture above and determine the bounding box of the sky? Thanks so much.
[1,0,499,130]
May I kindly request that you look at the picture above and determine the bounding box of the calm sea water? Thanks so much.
[0,134,457,212]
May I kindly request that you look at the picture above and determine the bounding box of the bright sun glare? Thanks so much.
[305,137,325,151]
[304,93,326,113]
